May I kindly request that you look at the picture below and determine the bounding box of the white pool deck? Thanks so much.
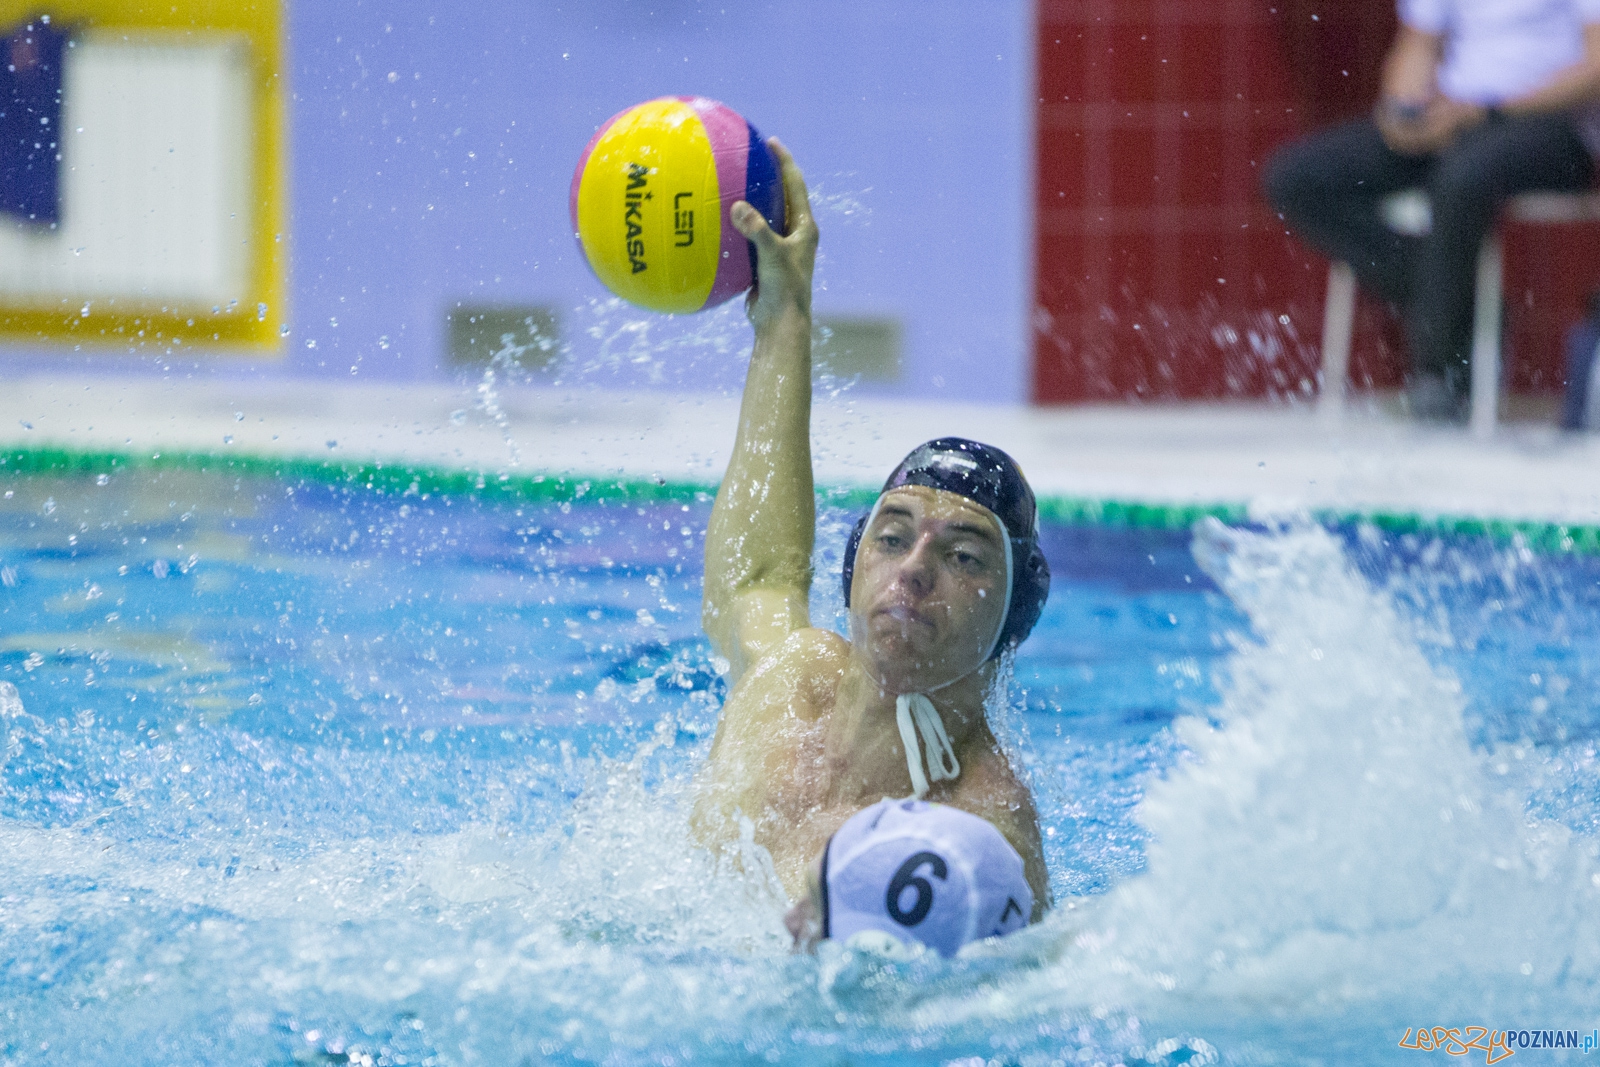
[2,373,1599,527]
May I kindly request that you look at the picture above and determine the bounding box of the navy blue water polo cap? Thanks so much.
[842,438,1051,657]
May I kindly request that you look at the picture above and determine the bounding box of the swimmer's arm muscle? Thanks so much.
[1005,797,1053,923]
[703,141,820,684]
[965,760,1053,922]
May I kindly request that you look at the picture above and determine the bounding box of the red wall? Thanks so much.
[1033,0,1600,403]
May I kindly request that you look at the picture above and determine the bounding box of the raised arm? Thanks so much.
[702,141,821,686]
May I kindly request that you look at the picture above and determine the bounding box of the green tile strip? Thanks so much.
[4,445,1600,555]
[0,446,719,506]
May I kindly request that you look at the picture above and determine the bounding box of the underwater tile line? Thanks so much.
[3,445,1599,555]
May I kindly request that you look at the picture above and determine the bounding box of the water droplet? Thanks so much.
[257,302,268,321]
[235,411,245,421]
[279,324,291,337]
[387,71,399,82]
[449,410,467,425]
[19,421,32,430]
[306,339,317,349]
[223,435,234,445]
[378,335,390,350]
[95,473,109,486]
[326,439,338,450]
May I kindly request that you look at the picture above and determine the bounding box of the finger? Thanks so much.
[766,137,815,238]
[730,199,781,252]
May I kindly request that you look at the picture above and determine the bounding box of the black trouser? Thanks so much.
[1264,115,1595,387]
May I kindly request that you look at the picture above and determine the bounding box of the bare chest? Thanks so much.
[749,715,1011,892]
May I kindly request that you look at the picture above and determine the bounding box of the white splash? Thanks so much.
[475,336,528,468]
[1009,520,1600,1018]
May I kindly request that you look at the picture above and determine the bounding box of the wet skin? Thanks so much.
[689,140,1048,918]
[783,855,825,953]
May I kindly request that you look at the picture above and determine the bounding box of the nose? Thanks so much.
[893,533,938,596]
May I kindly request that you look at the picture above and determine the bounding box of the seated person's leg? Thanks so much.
[1409,114,1596,409]
[1262,118,1431,306]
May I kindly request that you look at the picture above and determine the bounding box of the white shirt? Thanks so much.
[1400,0,1600,153]
[1401,0,1600,103]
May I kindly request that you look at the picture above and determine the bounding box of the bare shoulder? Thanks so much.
[783,627,851,707]
[698,628,849,837]
[724,627,848,716]
[767,625,850,672]
[708,627,849,756]
[950,746,1051,919]
[956,747,1037,826]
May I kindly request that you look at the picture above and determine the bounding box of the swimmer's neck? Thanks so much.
[827,652,996,760]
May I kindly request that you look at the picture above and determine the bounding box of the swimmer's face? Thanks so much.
[849,485,1009,693]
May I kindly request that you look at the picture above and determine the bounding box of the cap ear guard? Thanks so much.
[1000,540,1050,653]
[841,511,871,609]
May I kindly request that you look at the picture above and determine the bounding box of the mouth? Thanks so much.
[874,603,934,630]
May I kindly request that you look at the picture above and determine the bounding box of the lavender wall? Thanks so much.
[7,1,1033,404]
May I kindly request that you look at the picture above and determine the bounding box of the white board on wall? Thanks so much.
[0,36,253,308]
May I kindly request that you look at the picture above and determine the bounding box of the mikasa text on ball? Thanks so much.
[570,96,786,314]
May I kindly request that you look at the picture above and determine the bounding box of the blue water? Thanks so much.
[3,468,1600,1065]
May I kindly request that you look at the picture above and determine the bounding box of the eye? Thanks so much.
[952,548,989,571]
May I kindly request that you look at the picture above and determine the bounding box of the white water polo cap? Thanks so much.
[822,798,1033,958]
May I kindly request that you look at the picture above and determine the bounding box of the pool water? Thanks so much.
[2,466,1599,1065]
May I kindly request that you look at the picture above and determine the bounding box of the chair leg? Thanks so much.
[1470,233,1502,440]
[1320,261,1355,424]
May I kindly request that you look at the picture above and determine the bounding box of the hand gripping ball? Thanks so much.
[570,97,786,314]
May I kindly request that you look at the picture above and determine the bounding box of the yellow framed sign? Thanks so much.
[0,0,284,351]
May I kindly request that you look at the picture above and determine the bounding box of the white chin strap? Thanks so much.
[896,693,960,800]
